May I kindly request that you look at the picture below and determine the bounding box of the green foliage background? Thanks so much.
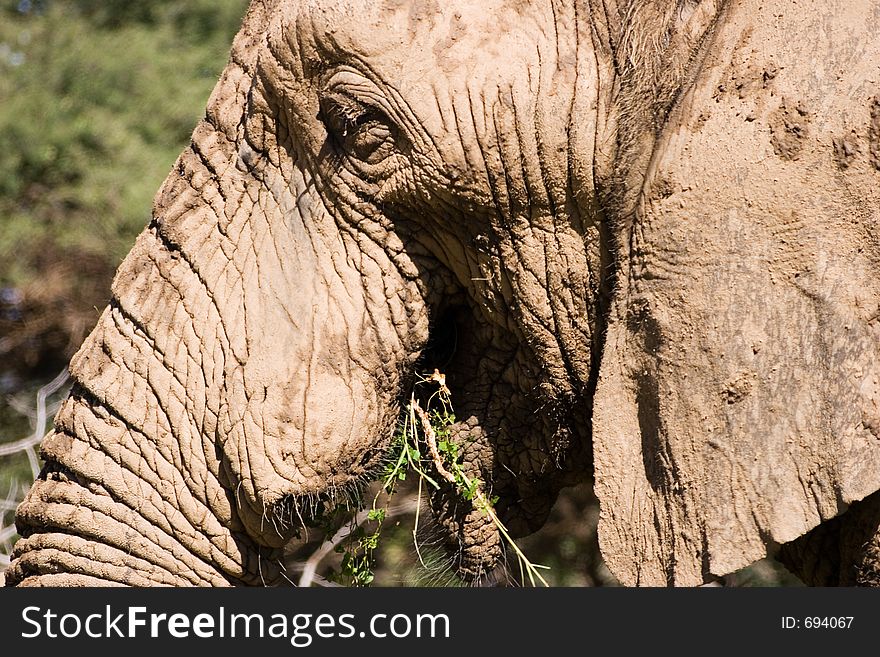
[0,0,247,280]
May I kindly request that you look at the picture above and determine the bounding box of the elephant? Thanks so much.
[6,0,880,587]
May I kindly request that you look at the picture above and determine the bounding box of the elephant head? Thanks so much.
[7,0,880,587]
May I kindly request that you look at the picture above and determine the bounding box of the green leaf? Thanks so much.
[362,532,380,550]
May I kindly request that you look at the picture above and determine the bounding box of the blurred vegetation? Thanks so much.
[0,0,802,587]
[0,0,249,375]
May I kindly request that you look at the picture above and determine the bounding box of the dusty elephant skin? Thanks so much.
[6,0,880,587]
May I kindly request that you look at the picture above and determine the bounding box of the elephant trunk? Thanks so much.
[7,224,279,586]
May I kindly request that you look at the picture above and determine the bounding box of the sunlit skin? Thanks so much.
[8,0,880,587]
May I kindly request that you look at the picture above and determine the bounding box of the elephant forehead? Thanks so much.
[299,0,539,62]
[271,0,574,207]
[291,0,555,107]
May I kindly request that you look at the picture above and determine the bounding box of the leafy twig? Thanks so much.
[411,400,550,587]
[297,499,419,587]
[301,368,548,587]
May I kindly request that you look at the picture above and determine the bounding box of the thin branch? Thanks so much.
[0,368,70,573]
[413,399,550,587]
[297,509,372,588]
[413,404,457,486]
[297,499,420,587]
[0,368,69,457]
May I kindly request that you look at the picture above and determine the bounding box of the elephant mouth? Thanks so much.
[400,304,510,583]
[262,302,509,581]
[260,296,576,584]
[257,436,397,542]
[269,486,364,540]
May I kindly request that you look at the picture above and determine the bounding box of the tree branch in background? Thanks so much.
[0,369,70,575]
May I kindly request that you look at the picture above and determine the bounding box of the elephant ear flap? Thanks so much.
[586,0,880,588]
[591,221,880,587]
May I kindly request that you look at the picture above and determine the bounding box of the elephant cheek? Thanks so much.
[215,334,399,545]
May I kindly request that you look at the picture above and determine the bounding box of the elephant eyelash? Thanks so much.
[319,94,373,135]
[318,92,398,165]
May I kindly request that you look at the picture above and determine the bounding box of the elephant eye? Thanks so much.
[318,93,398,166]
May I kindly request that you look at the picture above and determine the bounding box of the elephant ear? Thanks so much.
[592,1,880,585]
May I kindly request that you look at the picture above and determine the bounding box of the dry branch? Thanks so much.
[0,369,70,574]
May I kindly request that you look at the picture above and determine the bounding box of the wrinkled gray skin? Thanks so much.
[7,0,880,586]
